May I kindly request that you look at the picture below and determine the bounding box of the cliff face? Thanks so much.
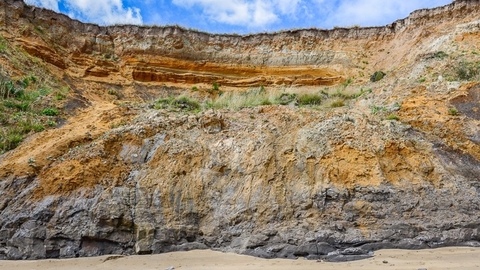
[0,0,480,261]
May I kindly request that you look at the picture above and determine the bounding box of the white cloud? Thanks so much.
[25,0,143,25]
[314,0,452,28]
[63,0,142,25]
[172,0,302,28]
[24,0,60,12]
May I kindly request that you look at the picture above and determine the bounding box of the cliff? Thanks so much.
[0,0,479,261]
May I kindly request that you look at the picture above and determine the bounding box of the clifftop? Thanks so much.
[1,0,480,88]
[0,0,479,262]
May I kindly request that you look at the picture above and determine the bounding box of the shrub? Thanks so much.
[172,96,201,111]
[41,108,59,116]
[212,82,220,91]
[298,93,322,106]
[386,114,399,121]
[330,100,345,108]
[0,37,7,53]
[155,96,200,111]
[370,71,386,82]
[455,61,479,81]
[342,78,352,87]
[0,132,23,152]
[433,51,448,59]
[276,93,297,105]
[448,108,458,116]
[370,105,386,114]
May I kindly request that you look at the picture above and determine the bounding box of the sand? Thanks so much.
[1,247,479,270]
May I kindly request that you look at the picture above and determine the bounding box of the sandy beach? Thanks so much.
[1,247,479,270]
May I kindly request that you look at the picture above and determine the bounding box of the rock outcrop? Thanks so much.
[0,0,479,261]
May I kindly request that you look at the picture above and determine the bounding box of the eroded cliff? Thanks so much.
[0,0,479,261]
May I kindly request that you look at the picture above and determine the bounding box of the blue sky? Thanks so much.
[25,0,452,34]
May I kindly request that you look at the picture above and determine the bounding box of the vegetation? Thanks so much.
[370,71,386,82]
[155,96,201,112]
[448,108,459,116]
[370,105,386,114]
[454,61,480,81]
[386,114,399,121]
[0,37,68,154]
[212,82,220,91]
[297,93,322,106]
[330,99,345,108]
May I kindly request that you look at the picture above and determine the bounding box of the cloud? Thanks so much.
[24,0,453,32]
[25,0,60,12]
[313,0,452,28]
[25,0,142,25]
[172,0,302,28]
[63,0,143,25]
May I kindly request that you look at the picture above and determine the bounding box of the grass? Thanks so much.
[298,93,322,106]
[370,71,386,82]
[448,108,459,116]
[0,34,71,154]
[0,73,67,153]
[212,82,220,91]
[0,36,8,54]
[386,114,399,121]
[330,99,345,108]
[155,96,201,112]
[455,61,480,81]
[370,105,387,115]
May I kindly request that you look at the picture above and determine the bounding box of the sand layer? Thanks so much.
[1,247,479,270]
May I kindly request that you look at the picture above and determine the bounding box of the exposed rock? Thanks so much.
[0,0,480,262]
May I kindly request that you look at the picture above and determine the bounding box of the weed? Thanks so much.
[330,100,345,108]
[110,120,127,129]
[370,105,386,114]
[433,51,448,59]
[32,123,45,132]
[448,108,458,116]
[297,93,322,106]
[212,82,220,91]
[172,96,201,111]
[370,71,386,82]
[386,114,399,121]
[108,90,118,96]
[342,78,353,87]
[155,96,200,111]
[454,61,480,81]
[276,93,297,105]
[41,108,59,116]
[191,86,199,91]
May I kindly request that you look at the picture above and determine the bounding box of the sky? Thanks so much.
[24,0,453,34]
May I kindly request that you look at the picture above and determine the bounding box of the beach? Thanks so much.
[1,247,479,270]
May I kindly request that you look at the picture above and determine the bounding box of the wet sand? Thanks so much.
[1,247,479,270]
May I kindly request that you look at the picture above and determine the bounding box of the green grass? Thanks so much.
[41,108,59,116]
[370,105,387,115]
[297,93,322,106]
[455,61,480,81]
[330,100,345,108]
[155,96,200,112]
[386,114,399,121]
[212,82,220,91]
[448,108,458,116]
[0,74,67,153]
[0,36,8,54]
